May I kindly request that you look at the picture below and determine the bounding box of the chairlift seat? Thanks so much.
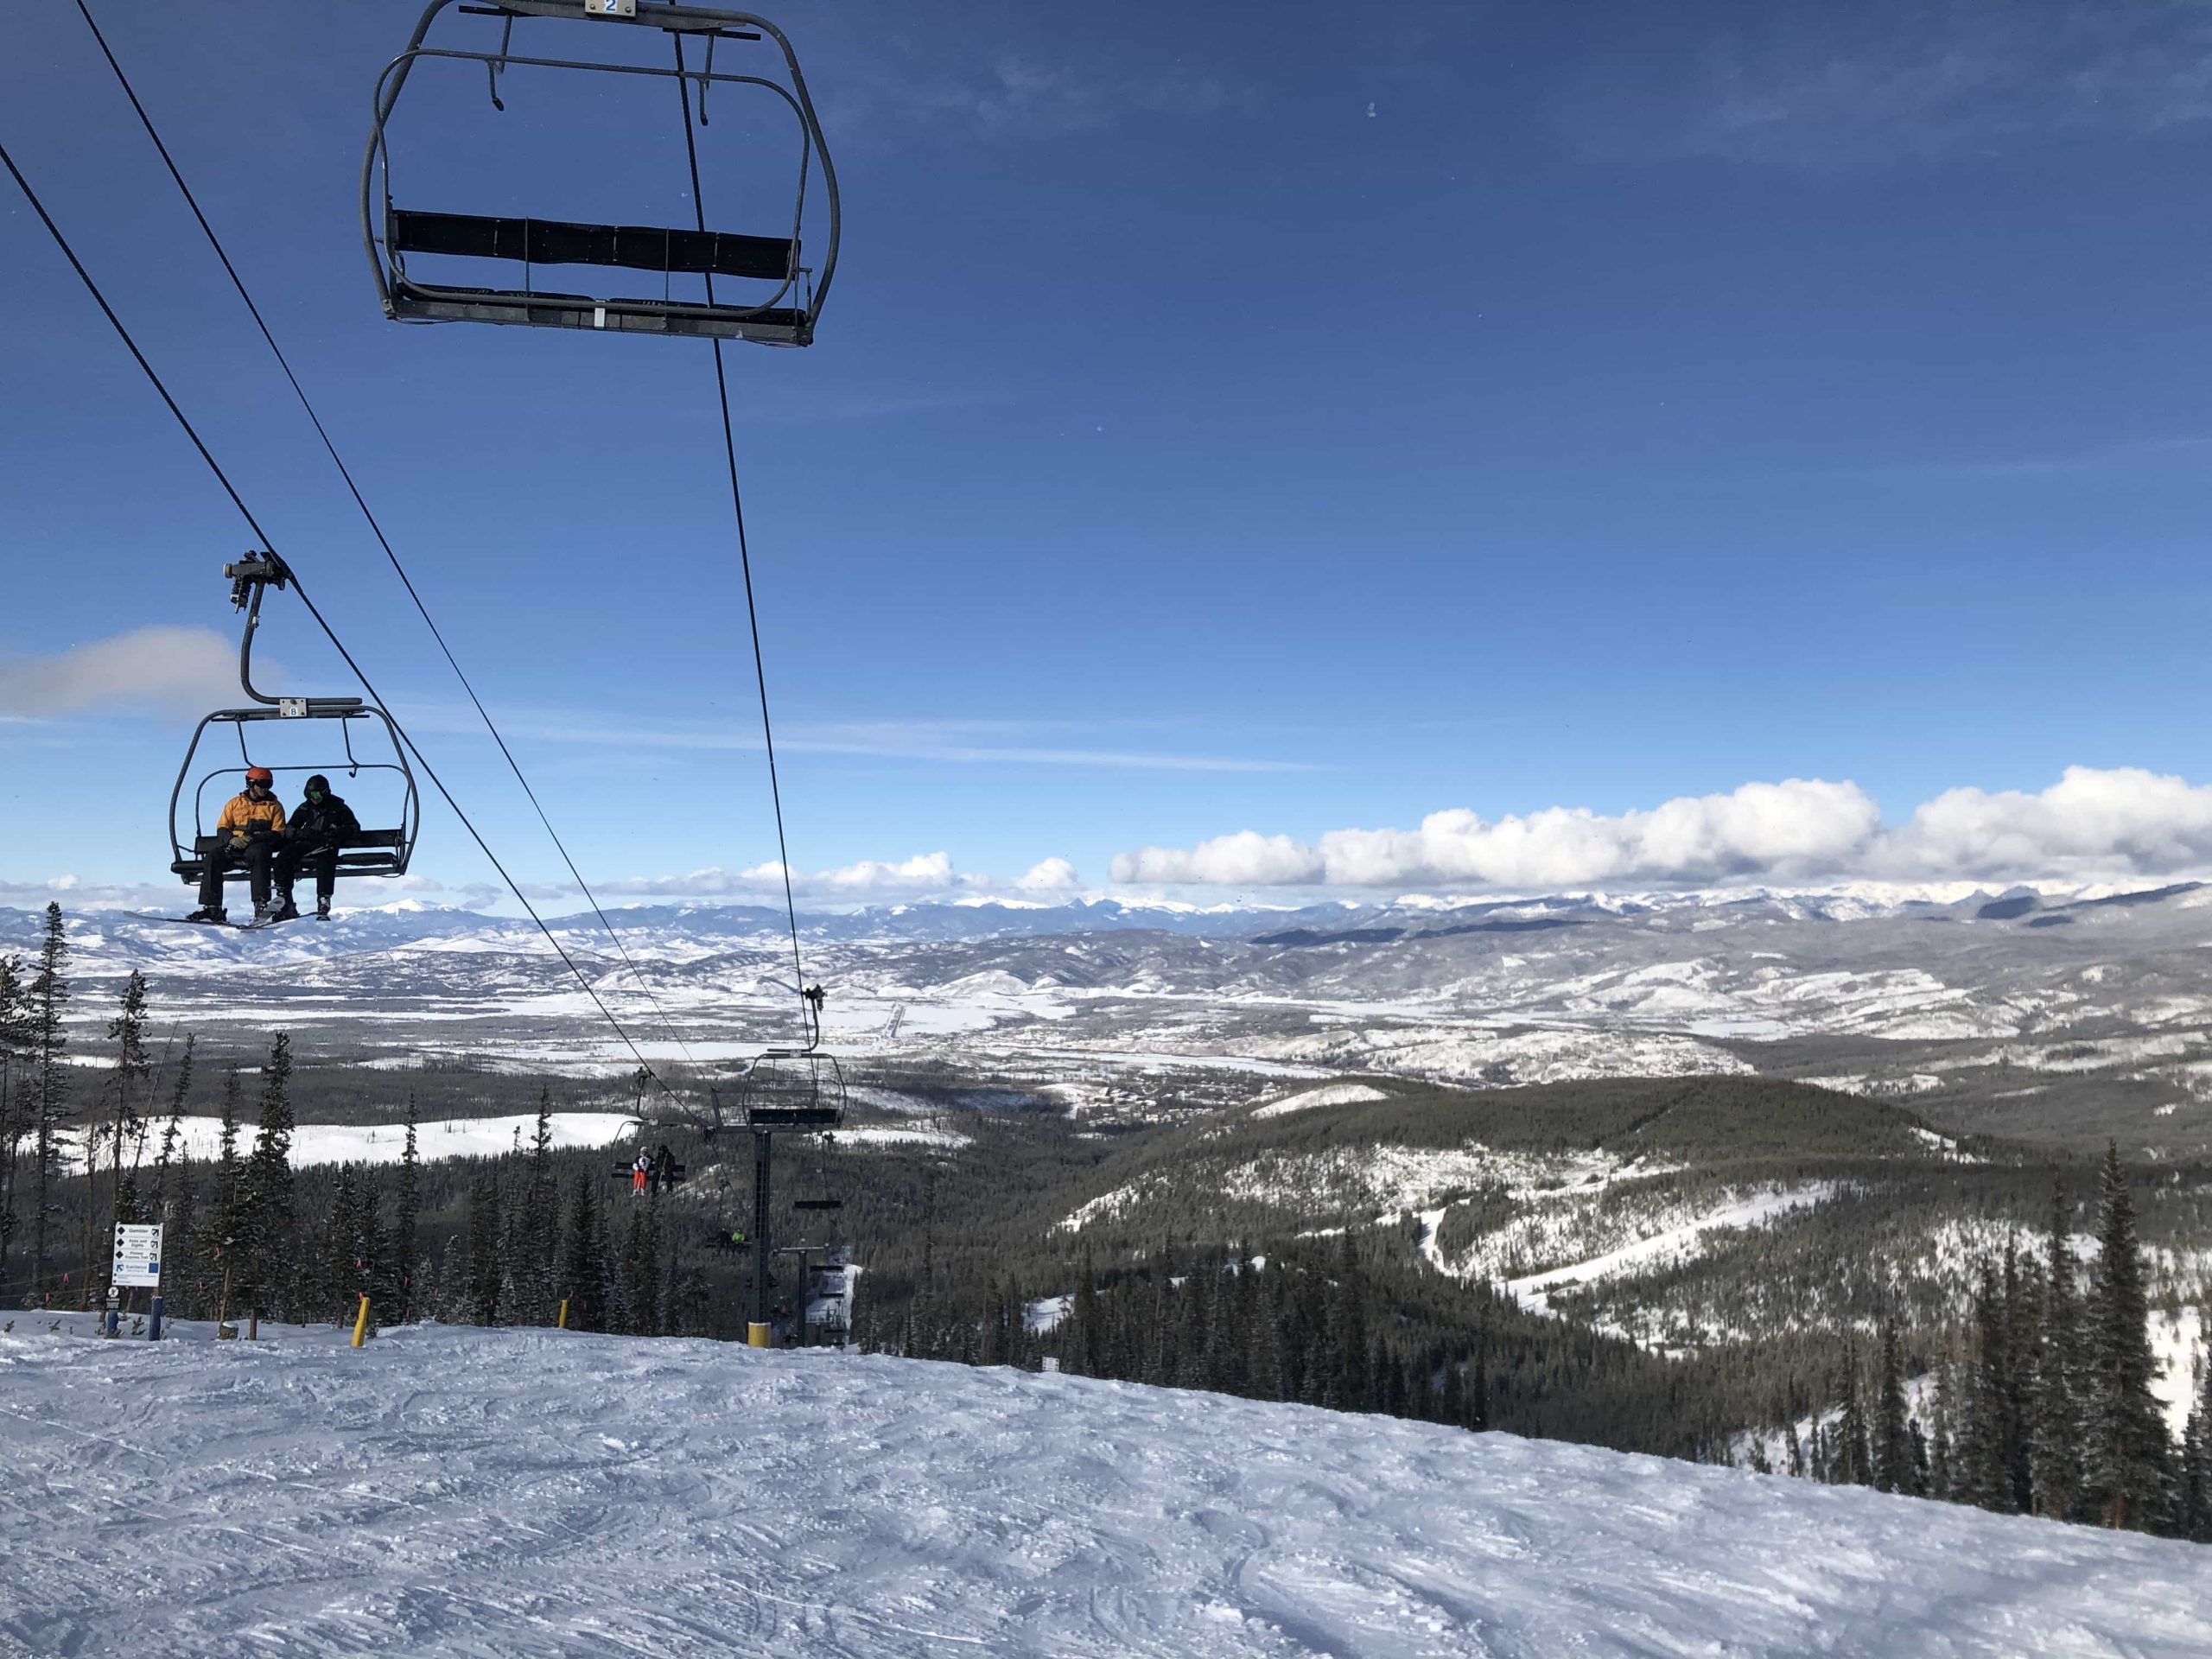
[745,1104,841,1129]
[173,827,410,885]
[386,283,810,342]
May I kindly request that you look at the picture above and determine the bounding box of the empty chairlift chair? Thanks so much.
[362,0,839,345]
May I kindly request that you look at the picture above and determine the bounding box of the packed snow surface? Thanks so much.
[5,1322,2211,1657]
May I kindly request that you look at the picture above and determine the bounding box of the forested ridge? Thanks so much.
[6,901,2210,1545]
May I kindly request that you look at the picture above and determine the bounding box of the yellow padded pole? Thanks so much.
[351,1294,371,1348]
[747,1322,773,1348]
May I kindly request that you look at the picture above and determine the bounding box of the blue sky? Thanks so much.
[7,0,2212,910]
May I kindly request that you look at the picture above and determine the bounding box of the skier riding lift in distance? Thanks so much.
[275,772,359,921]
[632,1151,652,1197]
[188,766,284,924]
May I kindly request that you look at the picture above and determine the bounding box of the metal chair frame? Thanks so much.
[361,0,840,344]
[167,556,421,887]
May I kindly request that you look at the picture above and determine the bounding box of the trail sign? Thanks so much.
[112,1223,162,1288]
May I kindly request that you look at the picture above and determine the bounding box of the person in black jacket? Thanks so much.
[274,773,360,920]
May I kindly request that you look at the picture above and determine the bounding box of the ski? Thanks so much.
[122,911,308,931]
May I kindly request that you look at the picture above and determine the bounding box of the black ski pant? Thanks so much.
[276,839,340,903]
[198,840,274,911]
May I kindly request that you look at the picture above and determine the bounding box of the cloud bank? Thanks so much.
[1111,768,2212,892]
[0,626,259,716]
[602,853,1081,901]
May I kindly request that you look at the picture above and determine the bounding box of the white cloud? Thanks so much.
[1880,766,2212,880]
[588,851,1090,903]
[0,876,183,911]
[1014,856,1081,893]
[1112,768,2212,892]
[813,853,957,893]
[1114,830,1325,888]
[603,853,956,899]
[0,626,266,716]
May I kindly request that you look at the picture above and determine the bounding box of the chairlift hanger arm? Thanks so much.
[220,556,363,714]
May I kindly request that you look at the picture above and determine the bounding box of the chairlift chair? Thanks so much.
[362,0,839,345]
[168,556,420,895]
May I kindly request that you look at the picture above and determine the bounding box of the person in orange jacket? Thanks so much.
[187,766,287,925]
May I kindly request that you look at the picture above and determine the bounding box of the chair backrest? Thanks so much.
[391,209,795,283]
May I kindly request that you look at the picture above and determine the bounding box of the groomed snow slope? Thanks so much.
[4,1323,2209,1658]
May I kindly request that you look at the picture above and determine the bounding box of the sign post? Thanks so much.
[111,1223,163,1339]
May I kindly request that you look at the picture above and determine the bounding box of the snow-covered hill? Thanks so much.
[14,880,2212,1150]
[3,1319,2209,1657]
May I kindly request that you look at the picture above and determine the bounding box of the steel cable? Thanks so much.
[74,0,699,1070]
[0,137,680,1103]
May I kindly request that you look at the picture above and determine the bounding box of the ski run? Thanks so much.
[5,1318,2210,1658]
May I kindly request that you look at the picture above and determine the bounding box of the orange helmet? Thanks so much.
[245,766,274,785]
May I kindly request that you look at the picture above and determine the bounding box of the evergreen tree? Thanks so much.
[27,903,70,1299]
[1874,1319,1910,1495]
[1999,1239,2038,1512]
[976,1278,1010,1366]
[232,1033,296,1321]
[392,1096,421,1322]
[2179,1352,2212,1544]
[619,1201,661,1337]
[466,1174,503,1325]
[0,952,32,1281]
[1331,1230,1369,1411]
[2079,1143,2171,1532]
[1836,1338,1872,1487]
[321,1163,362,1320]
[561,1173,608,1332]
[165,1169,199,1319]
[1243,1268,1286,1402]
[149,1034,194,1223]
[1068,1253,1102,1376]
[105,971,152,1238]
[510,1090,559,1324]
[1964,1256,2025,1522]
[1926,1363,1956,1501]
[2030,1177,2083,1522]
[208,1065,244,1319]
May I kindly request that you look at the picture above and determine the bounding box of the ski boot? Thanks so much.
[315,897,332,920]
[272,887,302,923]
